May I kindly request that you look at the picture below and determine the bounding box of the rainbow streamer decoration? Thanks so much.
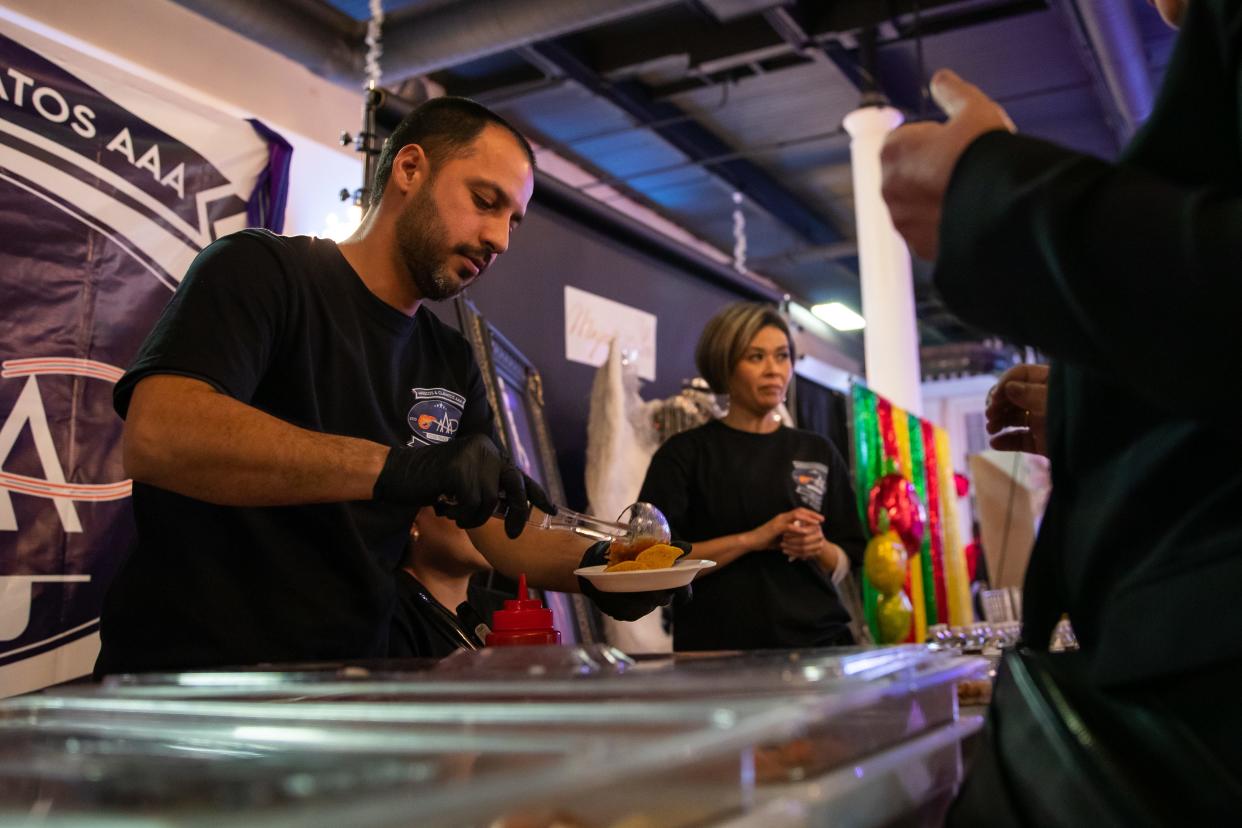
[850,382,974,642]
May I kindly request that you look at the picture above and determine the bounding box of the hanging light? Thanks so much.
[811,302,866,331]
[364,0,384,89]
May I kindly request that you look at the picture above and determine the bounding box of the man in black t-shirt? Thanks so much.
[98,97,668,675]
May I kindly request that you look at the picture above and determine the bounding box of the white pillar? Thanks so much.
[843,105,923,415]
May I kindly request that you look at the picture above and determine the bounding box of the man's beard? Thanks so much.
[395,186,479,302]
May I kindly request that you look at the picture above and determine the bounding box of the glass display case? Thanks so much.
[0,646,985,826]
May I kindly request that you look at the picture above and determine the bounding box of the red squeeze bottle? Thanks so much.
[485,573,562,647]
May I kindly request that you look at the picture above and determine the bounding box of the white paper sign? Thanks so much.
[564,286,657,381]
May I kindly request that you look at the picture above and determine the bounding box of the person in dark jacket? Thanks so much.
[882,0,1242,821]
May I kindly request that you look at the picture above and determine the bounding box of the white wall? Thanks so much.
[281,133,364,238]
[921,374,996,545]
[0,0,363,238]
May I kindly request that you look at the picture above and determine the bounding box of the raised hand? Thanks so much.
[880,69,1015,260]
[986,363,1050,456]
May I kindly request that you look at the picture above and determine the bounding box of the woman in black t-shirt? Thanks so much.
[638,303,866,651]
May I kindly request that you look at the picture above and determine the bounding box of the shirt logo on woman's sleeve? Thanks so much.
[407,387,465,446]
[791,460,828,509]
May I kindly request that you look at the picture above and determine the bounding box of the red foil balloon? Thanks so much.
[953,472,970,498]
[867,473,927,553]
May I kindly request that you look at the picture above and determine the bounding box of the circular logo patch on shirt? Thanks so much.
[407,387,465,446]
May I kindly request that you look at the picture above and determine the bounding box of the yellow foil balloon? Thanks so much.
[877,591,913,643]
[864,531,908,596]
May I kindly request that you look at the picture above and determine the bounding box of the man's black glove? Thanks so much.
[373,434,556,538]
[577,540,694,622]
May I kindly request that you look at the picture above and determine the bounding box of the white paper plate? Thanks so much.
[573,559,717,593]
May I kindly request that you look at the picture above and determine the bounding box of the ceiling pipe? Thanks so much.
[383,0,683,82]
[753,241,859,268]
[172,0,684,89]
[1063,0,1154,143]
[170,0,364,85]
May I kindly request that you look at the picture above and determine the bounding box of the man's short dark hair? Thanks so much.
[371,96,535,199]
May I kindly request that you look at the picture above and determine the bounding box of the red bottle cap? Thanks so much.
[488,574,558,634]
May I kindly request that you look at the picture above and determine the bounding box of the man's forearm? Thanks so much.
[124,375,387,506]
[468,513,584,593]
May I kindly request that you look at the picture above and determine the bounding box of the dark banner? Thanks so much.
[0,19,286,695]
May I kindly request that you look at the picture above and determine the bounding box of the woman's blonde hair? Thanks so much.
[694,302,794,394]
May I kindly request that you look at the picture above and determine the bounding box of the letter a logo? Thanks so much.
[0,358,131,532]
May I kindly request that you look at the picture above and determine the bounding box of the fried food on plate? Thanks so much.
[604,543,687,572]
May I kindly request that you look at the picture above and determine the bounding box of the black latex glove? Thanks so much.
[373,434,556,538]
[577,539,694,622]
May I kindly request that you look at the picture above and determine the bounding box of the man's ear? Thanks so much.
[390,143,428,196]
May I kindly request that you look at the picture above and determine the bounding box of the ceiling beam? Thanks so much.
[168,0,362,83]
[528,40,848,246]
[169,0,685,88]
[431,61,549,101]
[533,170,785,303]
[752,240,859,268]
[894,0,1050,37]
[588,0,982,83]
[820,1,1047,116]
[1052,0,1154,147]
[594,1,1047,117]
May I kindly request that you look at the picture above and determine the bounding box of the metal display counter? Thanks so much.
[0,646,985,827]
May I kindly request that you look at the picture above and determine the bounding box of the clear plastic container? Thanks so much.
[0,646,985,826]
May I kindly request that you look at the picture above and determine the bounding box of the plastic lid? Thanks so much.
[490,574,555,632]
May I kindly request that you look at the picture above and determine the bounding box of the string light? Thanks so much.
[731,191,747,272]
[364,0,384,89]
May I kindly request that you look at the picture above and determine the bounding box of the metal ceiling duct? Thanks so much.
[1067,0,1155,141]
[380,0,684,81]
[172,0,685,88]
[696,0,786,23]
[171,0,364,85]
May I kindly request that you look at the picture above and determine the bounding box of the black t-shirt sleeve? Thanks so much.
[821,441,866,570]
[637,436,693,540]
[113,232,289,418]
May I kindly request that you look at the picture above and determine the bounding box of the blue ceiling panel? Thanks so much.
[320,0,455,21]
[495,84,635,146]
[1005,85,1118,160]
[444,51,530,80]
[569,133,690,180]
[342,0,1178,339]
[918,9,1093,104]
[169,0,1185,341]
[494,78,815,264]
